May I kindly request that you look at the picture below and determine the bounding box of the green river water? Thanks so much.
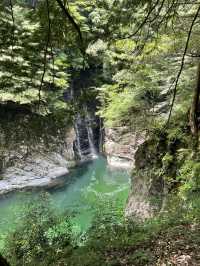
[0,156,130,249]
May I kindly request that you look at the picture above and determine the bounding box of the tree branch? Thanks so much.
[55,0,84,52]
[119,0,161,40]
[166,4,200,125]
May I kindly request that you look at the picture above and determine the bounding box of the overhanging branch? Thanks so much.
[166,3,200,125]
[9,0,15,53]
[55,0,84,49]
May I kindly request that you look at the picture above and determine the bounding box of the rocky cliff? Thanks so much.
[0,97,102,195]
[0,103,77,195]
[104,127,145,169]
[0,128,77,195]
[104,126,161,219]
[125,135,170,220]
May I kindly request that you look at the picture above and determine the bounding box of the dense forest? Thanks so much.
[0,0,200,265]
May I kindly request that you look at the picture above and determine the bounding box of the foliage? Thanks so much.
[61,192,200,265]
[0,0,199,127]
[4,193,73,266]
[0,0,88,114]
[3,190,200,266]
[84,1,199,132]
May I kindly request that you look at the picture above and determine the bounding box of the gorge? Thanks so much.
[0,99,136,251]
[1,0,200,265]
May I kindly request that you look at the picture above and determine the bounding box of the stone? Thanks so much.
[125,139,165,220]
[0,127,77,195]
[0,153,70,196]
[104,127,145,169]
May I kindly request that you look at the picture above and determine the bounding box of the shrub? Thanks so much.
[4,193,72,266]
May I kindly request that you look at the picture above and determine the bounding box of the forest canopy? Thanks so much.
[0,0,200,133]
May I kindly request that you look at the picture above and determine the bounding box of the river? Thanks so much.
[0,156,130,249]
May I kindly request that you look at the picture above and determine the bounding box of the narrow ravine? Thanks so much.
[0,156,130,250]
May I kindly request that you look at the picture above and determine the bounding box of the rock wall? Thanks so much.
[104,127,163,220]
[0,103,77,195]
[104,127,145,169]
[0,95,101,195]
[0,127,77,195]
[103,126,171,220]
[125,139,166,220]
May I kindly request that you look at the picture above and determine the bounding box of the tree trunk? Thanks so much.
[189,60,200,145]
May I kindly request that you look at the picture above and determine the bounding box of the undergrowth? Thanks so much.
[2,192,200,266]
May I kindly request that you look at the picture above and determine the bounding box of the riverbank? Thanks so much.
[0,149,133,196]
[0,153,74,196]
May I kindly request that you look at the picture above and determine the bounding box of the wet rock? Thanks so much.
[63,127,77,167]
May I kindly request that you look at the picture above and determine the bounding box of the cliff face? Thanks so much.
[0,97,102,195]
[0,127,77,195]
[125,137,169,220]
[104,127,145,169]
[104,127,161,219]
[103,125,168,220]
[0,104,77,195]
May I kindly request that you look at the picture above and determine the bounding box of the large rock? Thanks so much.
[0,153,70,195]
[125,173,164,220]
[125,139,166,220]
[0,127,77,195]
[104,127,145,169]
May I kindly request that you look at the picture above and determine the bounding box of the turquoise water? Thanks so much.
[0,156,130,249]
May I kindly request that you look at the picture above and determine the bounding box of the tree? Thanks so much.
[86,1,200,139]
[0,0,87,114]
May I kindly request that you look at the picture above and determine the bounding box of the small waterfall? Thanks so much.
[73,107,100,161]
[69,76,100,161]
[86,125,98,158]
[66,66,103,162]
[85,109,98,158]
